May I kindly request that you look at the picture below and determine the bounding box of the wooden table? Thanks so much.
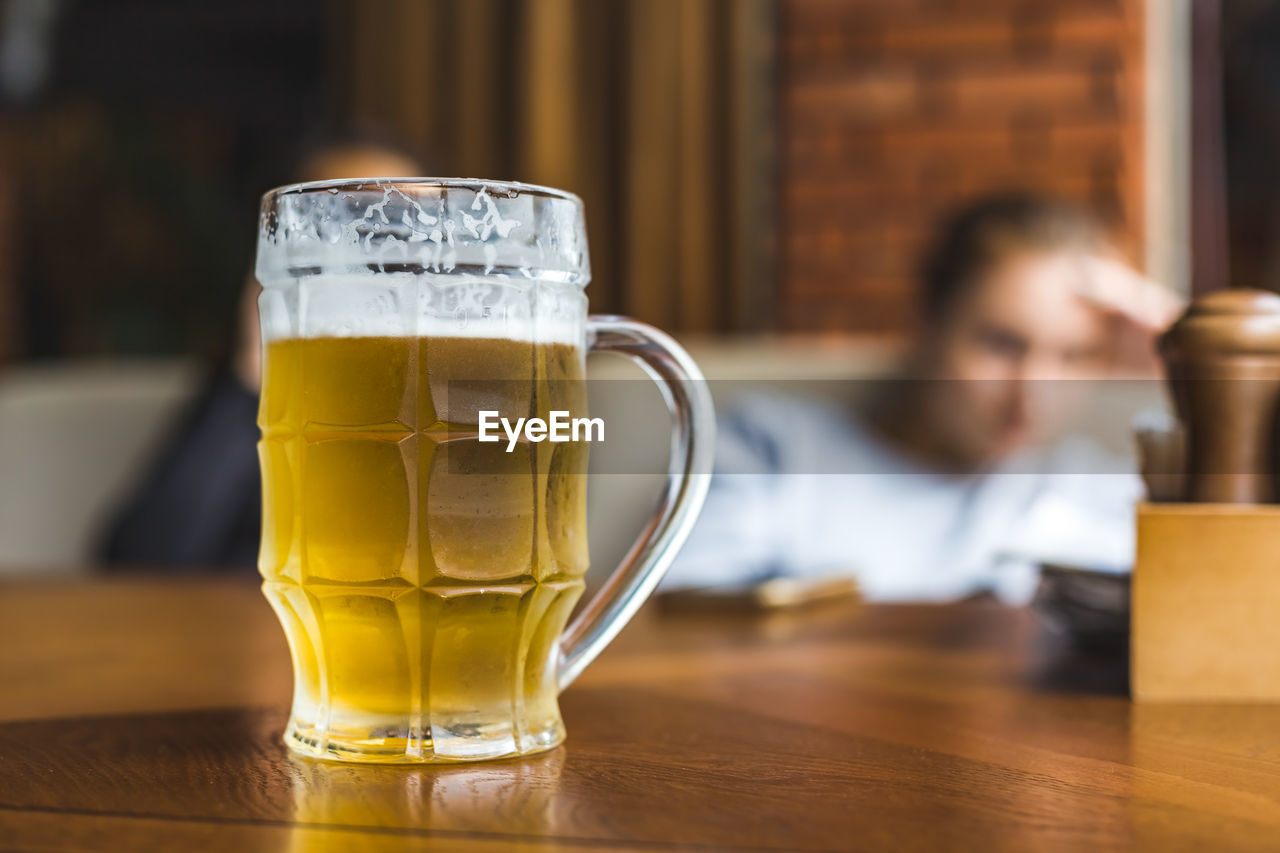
[3,577,1280,851]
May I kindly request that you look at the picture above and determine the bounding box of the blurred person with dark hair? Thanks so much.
[99,137,423,571]
[668,193,1183,602]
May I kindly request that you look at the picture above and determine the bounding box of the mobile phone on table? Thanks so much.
[657,572,861,612]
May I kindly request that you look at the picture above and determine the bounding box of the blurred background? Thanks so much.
[0,0,1268,572]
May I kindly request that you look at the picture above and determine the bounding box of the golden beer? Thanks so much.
[258,334,589,761]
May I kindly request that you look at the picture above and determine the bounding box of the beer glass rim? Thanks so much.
[257,176,591,286]
[261,176,584,207]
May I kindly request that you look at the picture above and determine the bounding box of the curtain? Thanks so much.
[335,0,777,333]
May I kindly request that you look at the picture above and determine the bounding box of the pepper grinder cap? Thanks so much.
[1160,289,1280,360]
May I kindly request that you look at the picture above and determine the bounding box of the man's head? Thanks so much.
[292,141,423,185]
[907,194,1115,467]
[236,130,424,391]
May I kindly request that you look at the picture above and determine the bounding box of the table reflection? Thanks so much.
[283,749,566,852]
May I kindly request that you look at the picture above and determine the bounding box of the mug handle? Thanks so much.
[557,315,716,690]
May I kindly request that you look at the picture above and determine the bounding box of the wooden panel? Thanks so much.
[521,0,579,189]
[0,125,16,366]
[623,0,684,327]
[677,0,721,330]
[452,0,509,178]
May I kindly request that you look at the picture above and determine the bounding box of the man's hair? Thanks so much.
[918,193,1105,325]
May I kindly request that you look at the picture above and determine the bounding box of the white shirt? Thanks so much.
[666,394,1141,604]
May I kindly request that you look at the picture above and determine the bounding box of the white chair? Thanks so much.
[0,360,196,574]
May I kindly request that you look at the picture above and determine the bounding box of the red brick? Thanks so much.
[777,0,1144,333]
[788,69,920,121]
[946,65,1108,114]
[880,19,1018,55]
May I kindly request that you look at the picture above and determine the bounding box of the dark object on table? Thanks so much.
[658,572,861,612]
[1033,563,1129,654]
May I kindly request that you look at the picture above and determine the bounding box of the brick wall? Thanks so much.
[779,0,1146,334]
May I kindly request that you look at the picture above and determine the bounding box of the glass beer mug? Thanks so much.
[254,179,714,762]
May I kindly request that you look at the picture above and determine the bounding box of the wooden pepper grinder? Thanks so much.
[1160,289,1280,503]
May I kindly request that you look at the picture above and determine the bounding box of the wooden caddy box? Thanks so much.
[1132,502,1280,702]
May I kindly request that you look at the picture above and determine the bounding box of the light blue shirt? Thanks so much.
[667,394,1141,603]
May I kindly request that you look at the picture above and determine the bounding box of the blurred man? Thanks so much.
[668,194,1182,602]
[99,138,423,570]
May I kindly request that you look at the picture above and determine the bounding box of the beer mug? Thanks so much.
[254,179,714,763]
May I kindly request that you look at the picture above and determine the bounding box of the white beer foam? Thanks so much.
[258,273,586,346]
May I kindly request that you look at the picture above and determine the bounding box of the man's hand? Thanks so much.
[1074,255,1186,375]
